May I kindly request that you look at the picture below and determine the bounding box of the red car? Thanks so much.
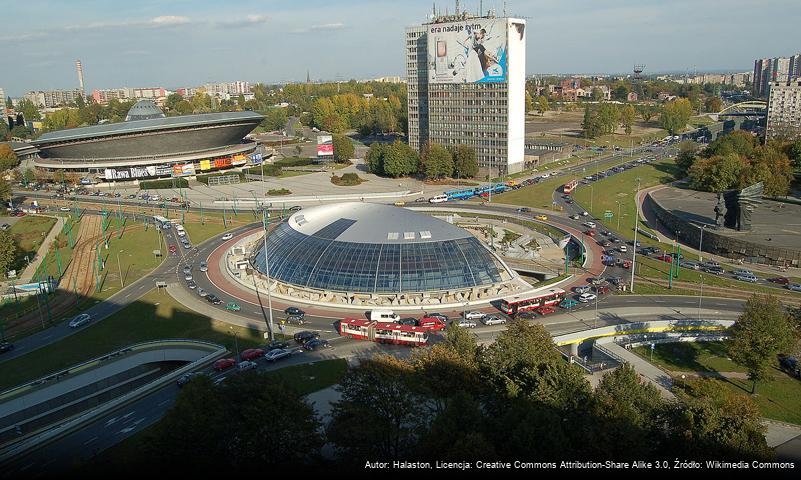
[769,277,790,285]
[655,254,673,263]
[583,230,596,237]
[595,286,610,295]
[168,244,177,255]
[213,358,236,371]
[419,317,446,331]
[537,306,556,316]
[240,348,264,361]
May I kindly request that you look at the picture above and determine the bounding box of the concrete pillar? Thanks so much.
[570,343,579,356]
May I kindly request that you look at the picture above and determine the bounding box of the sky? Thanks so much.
[1,0,799,96]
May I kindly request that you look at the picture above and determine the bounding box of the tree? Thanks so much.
[729,295,800,394]
[674,140,700,176]
[704,130,757,158]
[327,355,425,462]
[787,137,801,169]
[704,96,723,113]
[0,144,18,171]
[0,178,11,202]
[23,167,37,185]
[260,107,289,131]
[688,153,747,192]
[0,230,17,276]
[420,143,453,179]
[620,104,636,135]
[382,141,418,177]
[524,91,534,113]
[331,134,354,162]
[536,95,549,115]
[452,145,478,179]
[591,87,604,102]
[365,142,386,175]
[174,100,192,115]
[637,104,659,123]
[164,92,184,111]
[660,98,693,135]
[16,98,41,121]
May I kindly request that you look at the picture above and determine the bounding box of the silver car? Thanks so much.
[68,313,91,328]
[787,284,801,292]
[197,288,208,297]
[199,262,208,272]
[482,315,507,326]
[455,318,477,328]
[462,311,485,320]
[264,348,292,362]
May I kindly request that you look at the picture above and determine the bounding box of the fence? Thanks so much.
[207,174,242,186]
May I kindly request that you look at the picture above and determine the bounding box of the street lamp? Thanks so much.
[698,275,703,321]
[698,224,707,264]
[229,327,240,361]
[615,200,622,230]
[629,178,641,293]
[117,250,124,288]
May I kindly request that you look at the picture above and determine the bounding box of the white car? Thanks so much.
[618,245,627,253]
[583,221,596,229]
[735,273,758,283]
[59,206,70,212]
[184,273,193,281]
[428,195,448,203]
[541,173,550,178]
[570,214,581,220]
[264,348,292,362]
[199,262,208,272]
[238,361,258,371]
[482,315,507,326]
[222,233,233,241]
[455,318,477,328]
[578,293,597,303]
[463,311,486,320]
[68,313,91,328]
[581,211,589,216]
[787,284,801,292]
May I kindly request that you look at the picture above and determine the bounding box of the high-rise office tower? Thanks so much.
[406,9,527,175]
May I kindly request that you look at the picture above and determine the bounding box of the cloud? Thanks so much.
[216,14,269,28]
[149,16,191,27]
[64,15,192,31]
[291,22,345,34]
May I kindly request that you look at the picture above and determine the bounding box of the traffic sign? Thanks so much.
[604,212,613,219]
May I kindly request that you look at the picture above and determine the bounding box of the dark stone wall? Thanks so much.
[645,193,801,267]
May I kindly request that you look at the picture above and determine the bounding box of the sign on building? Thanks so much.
[317,135,334,157]
[427,18,509,84]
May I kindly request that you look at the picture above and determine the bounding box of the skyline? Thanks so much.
[2,0,800,96]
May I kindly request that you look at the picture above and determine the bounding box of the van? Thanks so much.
[369,309,400,322]
[429,194,448,204]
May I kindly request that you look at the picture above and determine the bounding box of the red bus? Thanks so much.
[499,288,566,316]
[563,179,579,195]
[339,318,429,347]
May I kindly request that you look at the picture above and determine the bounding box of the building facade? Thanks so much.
[754,55,801,98]
[766,80,801,140]
[24,89,84,109]
[406,14,527,175]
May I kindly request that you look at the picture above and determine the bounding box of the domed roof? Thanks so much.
[125,100,166,122]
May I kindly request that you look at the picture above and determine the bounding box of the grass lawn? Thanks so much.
[9,216,58,272]
[262,359,349,395]
[632,341,746,373]
[486,176,567,209]
[93,225,165,301]
[0,288,269,391]
[717,375,801,425]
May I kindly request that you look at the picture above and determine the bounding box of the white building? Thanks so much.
[24,89,84,109]
[406,13,527,175]
[766,80,801,140]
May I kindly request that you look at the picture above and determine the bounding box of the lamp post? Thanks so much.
[698,224,706,264]
[262,209,275,341]
[616,200,622,230]
[629,178,641,293]
[698,275,703,321]
[117,250,124,288]
[229,327,240,361]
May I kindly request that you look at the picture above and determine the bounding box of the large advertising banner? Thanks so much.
[104,166,156,180]
[427,18,508,84]
[155,164,172,176]
[232,154,247,166]
[214,157,232,169]
[250,153,264,165]
[317,135,333,157]
[199,160,212,171]
[172,163,195,177]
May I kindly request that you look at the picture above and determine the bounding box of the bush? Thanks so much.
[274,157,315,167]
[267,188,292,196]
[140,178,188,189]
[244,165,283,176]
[331,173,364,186]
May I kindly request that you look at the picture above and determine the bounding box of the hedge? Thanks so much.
[140,178,189,189]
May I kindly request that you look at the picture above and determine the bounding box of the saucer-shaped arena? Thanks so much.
[252,202,514,294]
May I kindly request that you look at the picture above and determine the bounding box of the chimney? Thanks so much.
[76,59,85,93]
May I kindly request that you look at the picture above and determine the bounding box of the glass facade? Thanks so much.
[252,222,504,294]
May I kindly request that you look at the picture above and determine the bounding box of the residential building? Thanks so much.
[406,12,527,175]
[766,80,801,140]
[0,87,5,112]
[24,89,83,109]
[753,55,801,97]
[90,87,167,105]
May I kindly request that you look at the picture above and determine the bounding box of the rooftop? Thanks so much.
[287,202,473,244]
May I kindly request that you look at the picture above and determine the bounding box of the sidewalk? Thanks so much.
[15,215,65,284]
[595,342,675,399]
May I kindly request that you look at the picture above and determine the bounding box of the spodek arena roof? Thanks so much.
[252,202,510,294]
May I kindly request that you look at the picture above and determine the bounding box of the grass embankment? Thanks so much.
[632,341,801,425]
[9,216,58,273]
[0,288,269,391]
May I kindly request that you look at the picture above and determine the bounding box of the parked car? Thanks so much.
[264,340,291,351]
[0,224,9,231]
[294,331,320,344]
[595,285,610,295]
[733,269,754,277]
[679,260,698,270]
[454,318,477,328]
[187,280,197,289]
[516,311,537,319]
[462,311,485,320]
[184,273,193,281]
[303,339,331,351]
[578,292,597,303]
[240,348,264,361]
[199,262,208,272]
[213,358,236,371]
[768,277,790,285]
[574,285,592,294]
[206,294,222,305]
[238,360,258,371]
[559,298,579,309]
[264,348,292,362]
[68,313,92,328]
[735,273,758,283]
[703,266,725,275]
[606,276,622,286]
[537,306,556,316]
[197,288,208,297]
[778,354,800,378]
[482,315,507,326]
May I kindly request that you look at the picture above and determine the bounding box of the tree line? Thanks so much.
[581,98,693,139]
[366,142,478,180]
[675,130,799,196]
[126,303,801,472]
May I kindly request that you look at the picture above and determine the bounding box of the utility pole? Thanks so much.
[262,209,275,341]
[629,178,641,293]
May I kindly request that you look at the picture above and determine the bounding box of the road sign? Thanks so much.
[604,211,613,219]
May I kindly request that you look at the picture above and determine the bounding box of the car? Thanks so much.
[535,215,548,221]
[225,302,241,311]
[454,318,477,328]
[769,277,790,285]
[181,242,192,249]
[303,339,332,351]
[222,233,234,241]
[0,342,14,354]
[182,265,192,275]
[264,340,291,351]
[703,266,725,275]
[424,312,448,322]
[187,280,197,289]
[294,331,320,344]
[197,288,208,297]
[787,283,801,292]
[285,306,305,317]
[574,285,592,294]
[559,298,579,309]
[601,230,611,236]
[516,310,538,319]
[581,211,589,216]
[393,201,406,207]
[578,292,597,303]
[285,314,305,325]
[482,315,506,326]
[264,348,292,362]
[679,260,698,270]
[595,285,610,295]
[0,224,9,231]
[206,294,222,305]
[778,354,800,378]
[397,317,419,326]
[701,261,721,269]
[240,348,264,361]
[735,273,758,283]
[618,245,628,253]
[606,276,622,286]
[176,372,205,387]
[184,273,193,281]
[583,221,596,229]
[537,306,556,316]
[516,207,531,213]
[733,269,754,277]
[419,317,446,331]
[583,229,596,237]
[462,311,485,320]
[565,199,574,204]
[601,241,612,248]
[570,214,580,220]
[213,358,236,371]
[199,262,208,272]
[609,237,621,243]
[68,313,91,328]
[59,206,70,212]
[238,360,258,371]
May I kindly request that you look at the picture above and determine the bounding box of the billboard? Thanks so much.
[214,157,232,169]
[199,159,212,171]
[154,164,172,176]
[172,163,195,177]
[250,153,264,165]
[232,154,247,166]
[427,18,508,84]
[104,166,156,180]
[317,135,333,157]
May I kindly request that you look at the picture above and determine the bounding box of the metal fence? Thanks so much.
[207,174,241,186]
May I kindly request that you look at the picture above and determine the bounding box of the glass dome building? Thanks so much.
[252,203,513,294]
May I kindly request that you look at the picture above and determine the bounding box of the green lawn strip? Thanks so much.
[632,342,746,374]
[92,226,165,301]
[0,288,268,391]
[9,216,58,272]
[715,376,801,425]
[483,176,567,210]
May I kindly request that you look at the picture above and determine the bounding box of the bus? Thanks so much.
[339,318,429,347]
[499,288,566,316]
[444,188,476,200]
[563,179,579,195]
[153,215,170,228]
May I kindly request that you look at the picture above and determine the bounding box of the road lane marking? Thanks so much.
[83,436,98,446]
